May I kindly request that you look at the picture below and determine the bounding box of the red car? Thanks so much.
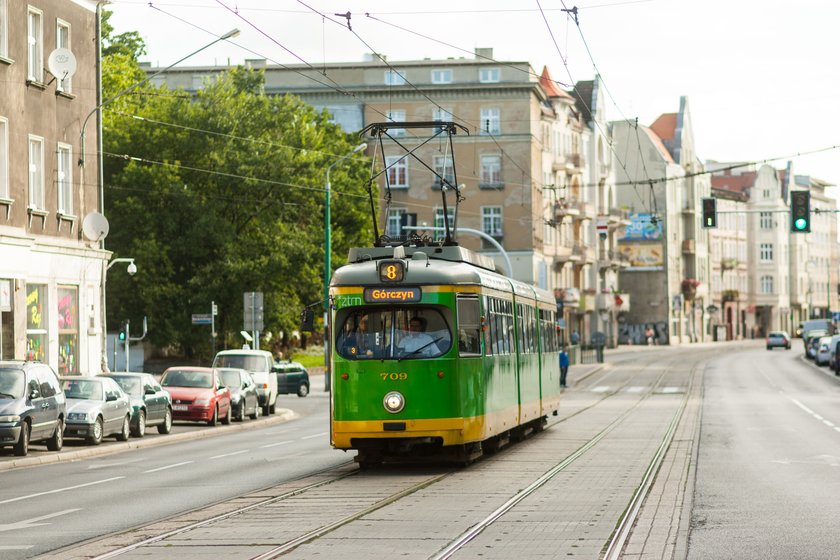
[160,367,231,425]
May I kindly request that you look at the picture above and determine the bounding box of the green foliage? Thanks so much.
[102,24,374,361]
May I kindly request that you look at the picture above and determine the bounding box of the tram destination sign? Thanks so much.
[364,287,421,303]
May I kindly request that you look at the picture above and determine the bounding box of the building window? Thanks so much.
[57,143,73,215]
[482,206,503,237]
[433,155,454,188]
[26,284,47,361]
[28,135,45,210]
[479,68,500,83]
[759,211,773,229]
[479,107,500,135]
[0,0,8,60]
[760,275,774,294]
[480,154,502,188]
[759,243,773,262]
[27,6,43,82]
[385,155,408,188]
[432,107,453,133]
[384,69,406,86]
[0,279,12,359]
[431,69,452,84]
[56,20,71,92]
[386,110,405,137]
[0,117,7,200]
[386,208,406,239]
[434,207,455,240]
[57,285,79,375]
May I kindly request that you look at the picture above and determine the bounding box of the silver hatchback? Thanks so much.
[60,376,132,445]
[0,361,66,456]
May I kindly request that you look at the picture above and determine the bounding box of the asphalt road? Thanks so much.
[688,345,840,559]
[0,391,347,560]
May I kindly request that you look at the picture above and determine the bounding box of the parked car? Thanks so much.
[766,331,791,350]
[0,361,65,456]
[217,367,259,422]
[804,330,827,359]
[61,376,132,445]
[160,367,231,426]
[272,361,311,397]
[212,350,276,416]
[106,373,173,437]
[816,336,833,366]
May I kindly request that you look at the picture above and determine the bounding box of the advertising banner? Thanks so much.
[617,242,664,270]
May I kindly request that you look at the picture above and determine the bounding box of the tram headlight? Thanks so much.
[383,391,405,414]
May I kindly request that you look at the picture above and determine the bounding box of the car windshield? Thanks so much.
[220,370,241,387]
[161,370,213,388]
[111,376,141,396]
[336,307,451,360]
[0,369,24,399]
[63,379,104,400]
[214,355,266,371]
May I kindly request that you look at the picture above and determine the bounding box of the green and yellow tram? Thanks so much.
[329,244,562,466]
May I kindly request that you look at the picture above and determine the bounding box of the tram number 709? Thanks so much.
[381,372,408,381]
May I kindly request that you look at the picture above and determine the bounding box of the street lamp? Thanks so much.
[324,142,367,391]
[101,257,137,372]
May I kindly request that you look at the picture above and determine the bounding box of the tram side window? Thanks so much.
[504,300,515,353]
[456,295,481,356]
[483,296,494,355]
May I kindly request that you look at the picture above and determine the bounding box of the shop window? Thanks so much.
[0,279,12,359]
[26,284,47,361]
[57,286,78,374]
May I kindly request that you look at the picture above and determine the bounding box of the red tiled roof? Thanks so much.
[711,172,756,193]
[642,127,675,163]
[650,113,677,142]
[540,66,573,100]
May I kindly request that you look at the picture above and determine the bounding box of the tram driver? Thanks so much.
[397,317,437,357]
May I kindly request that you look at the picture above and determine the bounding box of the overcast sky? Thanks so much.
[109,0,840,193]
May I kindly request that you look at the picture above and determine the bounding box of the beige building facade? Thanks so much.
[0,0,106,372]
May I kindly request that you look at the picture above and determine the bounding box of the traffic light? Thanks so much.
[118,321,127,341]
[701,197,717,228]
[790,190,810,233]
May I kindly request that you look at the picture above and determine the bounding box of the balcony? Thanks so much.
[554,198,581,220]
[551,155,567,172]
[566,152,585,172]
[607,207,632,227]
[682,239,695,255]
[571,242,587,262]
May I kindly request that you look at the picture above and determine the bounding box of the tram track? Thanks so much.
[41,346,726,560]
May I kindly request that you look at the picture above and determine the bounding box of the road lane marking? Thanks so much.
[143,461,193,473]
[0,509,80,532]
[210,450,249,459]
[788,396,840,435]
[87,458,145,470]
[259,440,293,448]
[300,432,328,440]
[0,477,124,505]
[0,546,34,550]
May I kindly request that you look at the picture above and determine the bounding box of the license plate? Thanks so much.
[173,405,189,411]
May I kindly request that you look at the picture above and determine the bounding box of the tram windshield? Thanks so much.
[336,307,452,360]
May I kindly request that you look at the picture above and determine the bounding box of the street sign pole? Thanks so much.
[124,320,130,372]
[211,301,217,356]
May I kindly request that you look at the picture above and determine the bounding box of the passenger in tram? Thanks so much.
[397,317,437,357]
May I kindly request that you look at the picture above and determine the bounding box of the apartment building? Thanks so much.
[709,163,836,336]
[612,97,710,344]
[0,0,105,371]
[149,50,626,345]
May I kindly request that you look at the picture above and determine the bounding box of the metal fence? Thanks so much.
[569,344,604,365]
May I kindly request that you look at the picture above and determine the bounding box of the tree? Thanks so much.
[102,17,373,360]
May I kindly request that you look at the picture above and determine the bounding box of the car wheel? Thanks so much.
[208,405,218,426]
[132,410,146,438]
[87,417,104,445]
[116,415,131,441]
[236,404,245,422]
[13,420,30,457]
[46,418,64,451]
[262,403,270,416]
[157,408,172,434]
[249,400,259,420]
[297,383,309,398]
[766,346,771,350]
[269,398,276,415]
[221,405,231,425]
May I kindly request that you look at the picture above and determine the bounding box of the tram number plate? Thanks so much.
[380,372,408,381]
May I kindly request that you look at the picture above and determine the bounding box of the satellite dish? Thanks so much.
[82,212,109,242]
[47,48,77,81]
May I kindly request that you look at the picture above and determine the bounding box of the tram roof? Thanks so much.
[334,245,555,305]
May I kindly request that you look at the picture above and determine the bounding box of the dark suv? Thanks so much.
[272,361,310,397]
[0,361,66,456]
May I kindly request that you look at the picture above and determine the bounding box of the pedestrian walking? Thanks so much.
[559,348,569,388]
[570,330,580,345]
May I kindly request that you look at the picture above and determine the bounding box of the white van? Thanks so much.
[212,350,277,415]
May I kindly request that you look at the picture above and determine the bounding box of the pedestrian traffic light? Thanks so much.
[790,190,810,232]
[701,197,716,228]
